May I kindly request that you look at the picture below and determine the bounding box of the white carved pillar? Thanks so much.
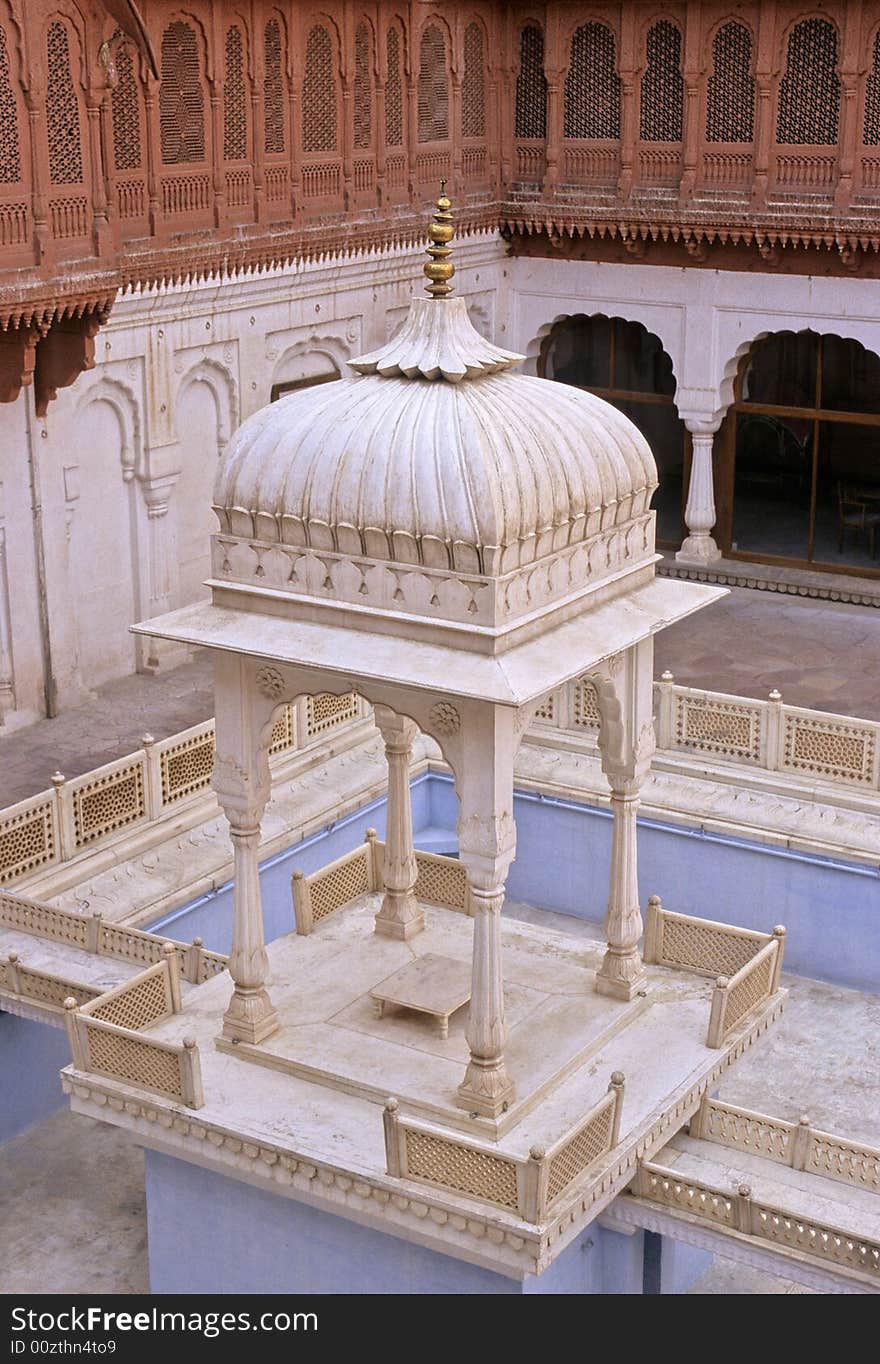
[677,422,722,564]
[452,703,517,1118]
[213,653,279,1044]
[373,705,424,940]
[459,877,512,1116]
[594,640,654,1001]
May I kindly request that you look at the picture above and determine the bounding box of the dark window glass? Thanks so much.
[732,413,812,558]
[820,336,880,415]
[539,315,684,545]
[742,333,819,408]
[541,314,611,388]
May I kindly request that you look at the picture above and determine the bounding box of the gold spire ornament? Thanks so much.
[424,182,455,298]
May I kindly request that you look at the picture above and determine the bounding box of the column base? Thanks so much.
[456,1057,515,1118]
[675,534,722,565]
[595,949,648,1002]
[374,893,425,941]
[222,987,280,1045]
[595,972,648,1002]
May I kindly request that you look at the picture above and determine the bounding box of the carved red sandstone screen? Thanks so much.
[4,1,880,413]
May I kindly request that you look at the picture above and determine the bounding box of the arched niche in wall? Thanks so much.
[538,313,686,547]
[175,359,237,607]
[270,354,340,402]
[268,334,349,402]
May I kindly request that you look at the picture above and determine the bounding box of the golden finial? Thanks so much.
[424,181,455,298]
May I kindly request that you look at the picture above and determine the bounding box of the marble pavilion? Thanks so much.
[58,196,792,1292]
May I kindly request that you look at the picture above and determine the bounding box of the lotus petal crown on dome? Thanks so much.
[349,296,524,383]
[210,192,659,639]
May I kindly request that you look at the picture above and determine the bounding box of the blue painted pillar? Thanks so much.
[643,1229,712,1293]
[145,1151,647,1295]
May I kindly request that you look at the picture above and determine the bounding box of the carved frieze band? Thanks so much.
[211,514,655,630]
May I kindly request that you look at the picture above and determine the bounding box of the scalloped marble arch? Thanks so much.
[524,310,880,430]
[522,309,682,391]
[716,325,880,423]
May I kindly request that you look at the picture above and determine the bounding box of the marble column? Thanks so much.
[677,423,722,565]
[221,818,279,1044]
[453,706,517,1118]
[213,654,279,1045]
[595,642,654,1001]
[595,776,647,1000]
[373,706,424,940]
[458,876,513,1117]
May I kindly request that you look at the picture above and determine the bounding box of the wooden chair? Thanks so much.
[837,482,880,557]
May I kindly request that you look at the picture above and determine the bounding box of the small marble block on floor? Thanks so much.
[370,953,471,1040]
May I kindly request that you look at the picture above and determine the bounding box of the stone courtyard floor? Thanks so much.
[0,653,214,807]
[2,585,880,809]
[654,582,880,721]
[1,945,873,1295]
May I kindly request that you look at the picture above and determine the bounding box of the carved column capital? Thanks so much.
[212,751,271,832]
[373,703,418,753]
[140,474,178,519]
[457,810,516,891]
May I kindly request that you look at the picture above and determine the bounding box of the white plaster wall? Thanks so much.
[0,397,46,728]
[67,399,138,688]
[0,232,509,727]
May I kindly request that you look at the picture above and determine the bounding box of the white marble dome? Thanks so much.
[213,297,658,579]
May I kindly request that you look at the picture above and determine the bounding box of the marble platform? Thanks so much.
[62,897,786,1280]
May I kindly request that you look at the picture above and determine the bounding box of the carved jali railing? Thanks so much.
[383,1073,625,1224]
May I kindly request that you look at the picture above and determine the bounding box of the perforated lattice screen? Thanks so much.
[417,24,449,142]
[385,27,403,146]
[0,804,55,883]
[776,19,840,145]
[706,21,754,142]
[354,22,372,149]
[302,25,337,153]
[547,1103,613,1203]
[462,23,485,138]
[160,22,205,164]
[640,20,683,142]
[564,23,620,139]
[264,20,284,154]
[47,22,83,184]
[515,25,547,139]
[111,41,141,171]
[864,33,880,144]
[223,27,247,160]
[0,24,21,183]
